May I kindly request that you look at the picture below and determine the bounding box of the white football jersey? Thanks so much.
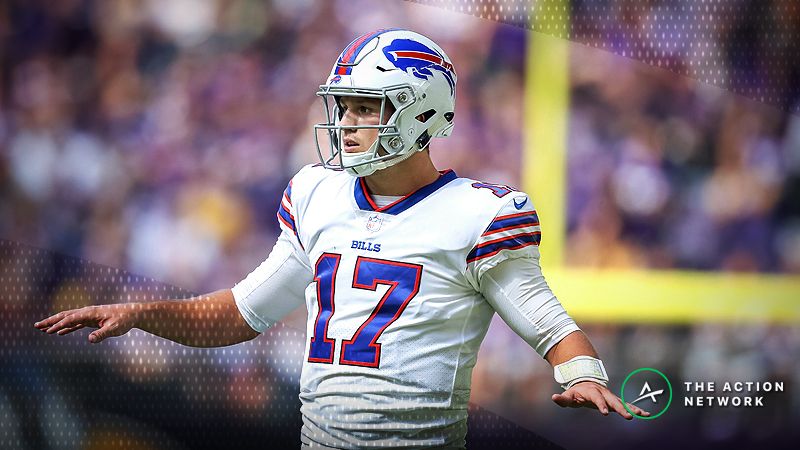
[237,164,549,448]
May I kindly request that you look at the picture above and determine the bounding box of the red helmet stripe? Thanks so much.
[339,30,381,64]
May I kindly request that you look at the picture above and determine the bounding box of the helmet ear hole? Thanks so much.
[416,109,436,123]
[444,112,454,122]
[415,130,431,149]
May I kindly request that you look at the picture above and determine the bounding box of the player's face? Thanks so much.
[338,96,395,154]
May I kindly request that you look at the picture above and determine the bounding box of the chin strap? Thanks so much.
[344,137,430,177]
[553,356,609,390]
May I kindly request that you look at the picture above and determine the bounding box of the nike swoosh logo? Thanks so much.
[513,197,528,210]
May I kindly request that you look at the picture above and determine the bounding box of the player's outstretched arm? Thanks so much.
[34,289,259,347]
[545,331,650,420]
[478,257,649,419]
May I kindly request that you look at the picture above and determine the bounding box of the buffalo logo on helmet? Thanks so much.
[382,39,456,95]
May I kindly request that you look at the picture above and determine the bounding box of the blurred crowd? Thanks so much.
[1,0,798,449]
[560,0,800,273]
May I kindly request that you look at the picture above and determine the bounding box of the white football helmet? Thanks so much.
[314,29,457,177]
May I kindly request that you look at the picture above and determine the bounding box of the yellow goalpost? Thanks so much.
[524,1,800,324]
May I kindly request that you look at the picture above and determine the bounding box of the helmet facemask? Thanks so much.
[314,84,422,177]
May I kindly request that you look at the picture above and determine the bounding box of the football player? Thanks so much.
[35,29,649,448]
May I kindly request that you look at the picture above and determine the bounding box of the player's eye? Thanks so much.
[359,106,372,114]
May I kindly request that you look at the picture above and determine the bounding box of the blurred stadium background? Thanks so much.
[1,0,798,449]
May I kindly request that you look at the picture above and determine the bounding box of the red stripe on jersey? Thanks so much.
[466,241,538,264]
[474,231,541,250]
[481,222,540,236]
[493,211,537,222]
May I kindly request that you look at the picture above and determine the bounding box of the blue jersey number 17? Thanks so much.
[308,254,423,368]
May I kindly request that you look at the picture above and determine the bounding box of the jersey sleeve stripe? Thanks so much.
[494,211,537,221]
[483,215,539,236]
[479,226,541,246]
[475,231,541,250]
[276,179,303,250]
[283,180,293,206]
[483,223,540,236]
[483,211,539,234]
[277,207,296,231]
[466,233,541,263]
[276,206,304,250]
[279,200,293,216]
[467,241,538,264]
[278,201,297,229]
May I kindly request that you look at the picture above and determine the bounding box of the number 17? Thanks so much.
[308,254,423,368]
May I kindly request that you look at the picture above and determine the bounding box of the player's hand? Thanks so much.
[34,304,139,343]
[551,381,650,420]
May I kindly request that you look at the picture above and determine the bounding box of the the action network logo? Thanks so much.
[620,368,673,419]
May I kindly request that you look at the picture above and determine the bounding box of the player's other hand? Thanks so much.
[34,304,139,343]
[552,381,650,420]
